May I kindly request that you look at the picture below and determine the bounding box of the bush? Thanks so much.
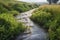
[12,3,38,13]
[0,3,9,13]
[31,5,60,40]
[8,11,19,16]
[0,13,25,40]
[31,11,51,26]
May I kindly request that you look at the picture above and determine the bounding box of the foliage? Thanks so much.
[12,3,38,12]
[8,11,19,16]
[0,13,25,40]
[0,1,38,13]
[0,0,39,40]
[31,5,60,40]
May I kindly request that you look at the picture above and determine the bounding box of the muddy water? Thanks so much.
[16,9,49,40]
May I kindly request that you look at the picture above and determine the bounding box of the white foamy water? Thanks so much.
[16,9,49,40]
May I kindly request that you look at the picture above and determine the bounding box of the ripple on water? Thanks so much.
[24,34,48,40]
[16,9,49,40]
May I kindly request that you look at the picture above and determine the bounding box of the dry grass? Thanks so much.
[31,5,60,40]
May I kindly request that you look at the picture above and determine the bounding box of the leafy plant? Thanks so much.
[31,5,60,40]
[0,13,25,40]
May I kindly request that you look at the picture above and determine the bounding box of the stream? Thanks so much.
[16,9,49,40]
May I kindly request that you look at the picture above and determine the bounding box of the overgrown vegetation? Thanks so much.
[0,0,39,40]
[31,5,60,40]
[0,0,38,14]
[12,3,38,12]
[0,13,25,40]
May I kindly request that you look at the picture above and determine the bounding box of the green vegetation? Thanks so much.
[0,0,38,13]
[31,5,60,40]
[0,13,25,40]
[12,2,38,12]
[0,0,39,40]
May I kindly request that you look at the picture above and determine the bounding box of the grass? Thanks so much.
[30,5,60,40]
[0,13,26,40]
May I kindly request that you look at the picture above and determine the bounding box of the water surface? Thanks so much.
[16,9,49,40]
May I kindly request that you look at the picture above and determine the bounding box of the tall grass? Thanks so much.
[0,13,26,40]
[31,5,60,40]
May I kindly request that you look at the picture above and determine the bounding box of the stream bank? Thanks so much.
[16,9,49,40]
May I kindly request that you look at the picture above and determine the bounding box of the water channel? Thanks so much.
[16,9,49,40]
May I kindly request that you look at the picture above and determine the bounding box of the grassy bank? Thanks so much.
[0,13,26,40]
[0,0,39,40]
[31,5,60,40]
[0,0,38,13]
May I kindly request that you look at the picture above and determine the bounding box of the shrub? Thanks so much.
[8,11,19,16]
[31,5,60,40]
[0,13,25,40]
[31,11,51,26]
[0,3,8,13]
[12,3,38,13]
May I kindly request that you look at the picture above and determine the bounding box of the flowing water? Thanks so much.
[16,9,49,40]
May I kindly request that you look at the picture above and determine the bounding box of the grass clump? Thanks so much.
[31,5,60,40]
[0,13,25,40]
